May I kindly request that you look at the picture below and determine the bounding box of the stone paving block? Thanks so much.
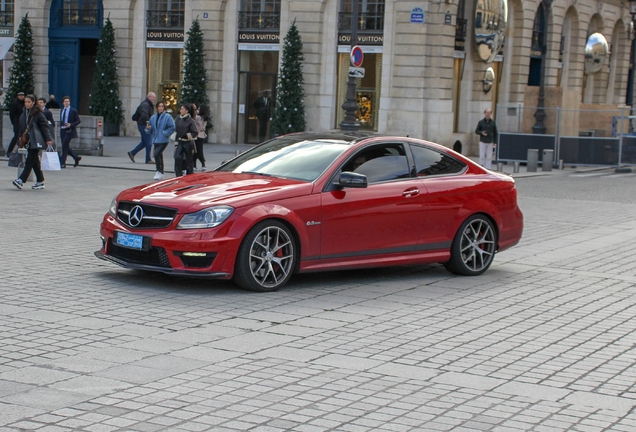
[0,366,76,385]
[564,391,636,416]
[1,387,91,410]
[432,372,505,391]
[204,332,298,354]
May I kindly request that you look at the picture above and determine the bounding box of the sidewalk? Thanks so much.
[1,135,616,178]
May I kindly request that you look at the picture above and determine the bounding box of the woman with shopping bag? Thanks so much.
[12,94,53,190]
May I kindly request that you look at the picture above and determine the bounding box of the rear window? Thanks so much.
[410,145,466,176]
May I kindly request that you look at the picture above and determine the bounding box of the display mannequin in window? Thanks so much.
[254,90,271,142]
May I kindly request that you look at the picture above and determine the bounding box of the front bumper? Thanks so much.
[94,251,230,278]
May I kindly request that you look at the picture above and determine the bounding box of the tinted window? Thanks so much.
[343,144,410,183]
[216,137,350,182]
[411,145,466,176]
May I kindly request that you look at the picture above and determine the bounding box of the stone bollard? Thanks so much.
[542,149,553,171]
[559,159,564,170]
[497,162,503,171]
[527,149,538,172]
[514,161,520,173]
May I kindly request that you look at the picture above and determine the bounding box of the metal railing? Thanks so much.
[55,8,100,27]
[146,10,185,29]
[496,105,636,167]
[237,12,280,29]
[338,12,384,32]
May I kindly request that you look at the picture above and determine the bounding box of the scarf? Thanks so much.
[180,113,190,120]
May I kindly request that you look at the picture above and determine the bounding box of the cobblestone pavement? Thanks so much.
[1,144,636,431]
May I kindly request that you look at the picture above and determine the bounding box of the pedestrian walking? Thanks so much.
[475,108,498,169]
[174,103,198,177]
[128,92,156,164]
[145,100,175,181]
[193,103,210,171]
[6,91,25,155]
[59,96,82,168]
[38,97,56,145]
[45,94,60,109]
[12,94,53,190]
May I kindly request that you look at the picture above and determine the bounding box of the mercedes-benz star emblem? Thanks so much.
[128,205,144,227]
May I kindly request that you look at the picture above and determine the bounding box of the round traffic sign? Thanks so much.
[350,46,364,67]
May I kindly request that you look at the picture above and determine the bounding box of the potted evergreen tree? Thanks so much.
[89,17,123,136]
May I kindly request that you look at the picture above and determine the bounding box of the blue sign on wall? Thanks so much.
[411,7,425,23]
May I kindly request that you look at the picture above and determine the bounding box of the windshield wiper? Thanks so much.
[241,171,274,177]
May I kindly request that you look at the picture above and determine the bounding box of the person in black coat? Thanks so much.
[38,97,56,147]
[6,91,25,155]
[59,96,82,168]
[12,94,53,190]
[45,94,60,109]
[128,92,157,164]
[174,103,198,177]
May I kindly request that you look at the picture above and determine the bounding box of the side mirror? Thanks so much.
[338,171,367,188]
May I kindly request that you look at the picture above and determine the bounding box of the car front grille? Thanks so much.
[117,201,178,229]
[108,240,171,268]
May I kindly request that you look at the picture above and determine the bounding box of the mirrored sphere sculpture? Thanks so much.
[584,32,609,75]
[474,0,508,63]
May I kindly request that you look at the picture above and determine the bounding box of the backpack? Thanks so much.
[132,104,141,122]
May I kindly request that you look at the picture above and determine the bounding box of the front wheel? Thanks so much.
[444,214,497,276]
[234,220,296,292]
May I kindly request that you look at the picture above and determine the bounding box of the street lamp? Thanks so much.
[340,0,360,131]
[628,1,636,112]
[532,0,552,134]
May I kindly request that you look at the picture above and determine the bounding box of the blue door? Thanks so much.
[49,39,79,104]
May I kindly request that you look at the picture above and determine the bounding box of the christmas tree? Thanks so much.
[270,20,306,136]
[180,18,208,106]
[4,14,34,109]
[89,18,123,124]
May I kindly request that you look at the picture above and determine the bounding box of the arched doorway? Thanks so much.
[48,0,103,114]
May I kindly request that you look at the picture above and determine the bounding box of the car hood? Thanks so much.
[116,172,312,213]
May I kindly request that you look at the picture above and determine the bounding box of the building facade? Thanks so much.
[8,0,633,154]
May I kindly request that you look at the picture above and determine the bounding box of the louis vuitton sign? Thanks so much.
[146,30,185,42]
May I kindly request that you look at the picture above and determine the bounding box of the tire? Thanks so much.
[233,220,297,292]
[444,214,497,276]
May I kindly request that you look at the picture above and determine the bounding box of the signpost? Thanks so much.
[350,45,364,67]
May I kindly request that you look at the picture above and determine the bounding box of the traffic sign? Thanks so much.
[350,45,364,67]
[348,67,365,78]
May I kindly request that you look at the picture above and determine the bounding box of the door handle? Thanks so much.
[402,188,419,197]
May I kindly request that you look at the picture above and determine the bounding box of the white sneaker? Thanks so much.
[153,172,164,180]
[199,166,207,172]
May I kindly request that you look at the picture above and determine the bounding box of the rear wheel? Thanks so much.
[444,214,497,276]
[234,220,296,292]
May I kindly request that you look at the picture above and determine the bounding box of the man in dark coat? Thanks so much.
[6,91,25,155]
[38,97,56,147]
[254,90,271,142]
[45,94,60,109]
[59,96,82,168]
[128,92,156,164]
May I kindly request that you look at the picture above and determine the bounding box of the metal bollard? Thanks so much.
[513,161,520,173]
[558,159,564,170]
[527,149,538,172]
[542,149,553,172]
[497,162,503,171]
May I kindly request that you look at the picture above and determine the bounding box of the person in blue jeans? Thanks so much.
[128,92,156,164]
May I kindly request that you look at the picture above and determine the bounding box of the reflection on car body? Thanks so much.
[96,132,523,292]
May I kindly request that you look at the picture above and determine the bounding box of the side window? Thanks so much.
[411,145,466,176]
[343,144,410,183]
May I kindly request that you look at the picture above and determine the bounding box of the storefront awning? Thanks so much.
[0,37,13,60]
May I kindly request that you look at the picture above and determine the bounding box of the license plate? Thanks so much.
[115,232,146,250]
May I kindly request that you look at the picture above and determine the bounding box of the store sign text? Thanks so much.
[338,34,383,46]
[238,32,280,42]
[146,31,185,42]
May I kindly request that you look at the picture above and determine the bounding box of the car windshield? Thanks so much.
[216,137,351,181]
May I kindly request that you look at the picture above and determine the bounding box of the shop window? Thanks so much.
[147,48,183,114]
[336,53,382,131]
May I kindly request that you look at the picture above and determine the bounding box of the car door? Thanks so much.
[320,142,428,260]
[408,143,471,247]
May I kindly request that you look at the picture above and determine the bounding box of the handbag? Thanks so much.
[18,130,29,148]
[170,132,177,141]
[41,146,61,171]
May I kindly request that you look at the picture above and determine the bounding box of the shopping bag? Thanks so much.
[8,150,21,167]
[41,147,61,171]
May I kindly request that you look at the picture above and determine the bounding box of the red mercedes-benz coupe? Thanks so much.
[96,132,523,291]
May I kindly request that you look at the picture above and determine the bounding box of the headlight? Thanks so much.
[177,206,234,229]
[108,197,117,217]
